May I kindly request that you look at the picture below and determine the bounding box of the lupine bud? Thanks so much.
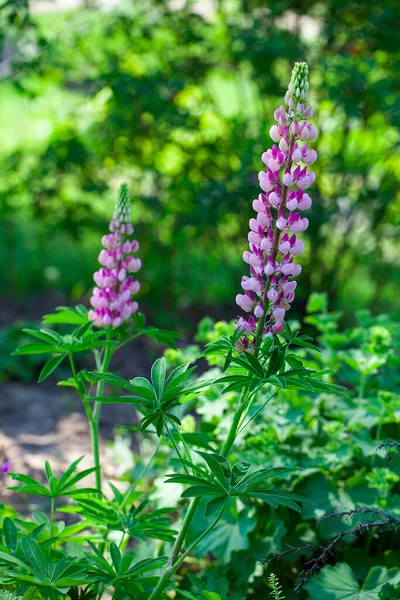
[270,125,281,142]
[304,149,317,164]
[89,184,141,329]
[235,62,317,344]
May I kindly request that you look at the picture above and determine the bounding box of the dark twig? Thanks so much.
[377,440,400,460]
[263,507,400,590]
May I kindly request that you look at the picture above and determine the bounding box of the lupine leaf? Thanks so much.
[13,343,59,356]
[110,542,121,574]
[38,353,67,382]
[3,517,18,552]
[20,536,47,578]
[151,357,167,399]
[43,306,88,325]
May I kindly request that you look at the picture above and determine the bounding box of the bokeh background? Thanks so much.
[1,0,399,335]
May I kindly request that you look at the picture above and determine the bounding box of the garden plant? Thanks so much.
[1,61,400,600]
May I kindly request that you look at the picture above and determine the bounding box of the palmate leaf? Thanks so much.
[169,456,303,515]
[9,457,99,499]
[306,564,400,600]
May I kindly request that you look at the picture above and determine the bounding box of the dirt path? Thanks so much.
[0,335,161,505]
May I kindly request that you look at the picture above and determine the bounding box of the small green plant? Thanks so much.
[268,573,285,599]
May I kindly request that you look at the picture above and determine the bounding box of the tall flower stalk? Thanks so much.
[85,183,141,491]
[148,61,318,600]
[236,62,317,354]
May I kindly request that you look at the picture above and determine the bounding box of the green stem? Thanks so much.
[372,421,383,467]
[220,396,247,458]
[171,422,194,465]
[148,497,201,600]
[120,437,162,511]
[91,331,115,493]
[149,503,225,600]
[358,373,366,402]
[50,497,55,539]
[173,505,225,570]
[238,388,278,434]
[90,418,103,494]
[167,425,190,474]
[148,388,251,600]
[168,497,201,568]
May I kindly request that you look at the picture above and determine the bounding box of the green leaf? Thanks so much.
[243,351,264,378]
[151,357,167,399]
[129,377,157,403]
[222,349,232,372]
[166,363,192,387]
[181,485,223,498]
[205,495,229,517]
[307,564,400,600]
[246,491,301,512]
[195,451,230,489]
[0,550,29,570]
[142,326,184,348]
[110,542,121,574]
[239,467,296,488]
[38,353,67,382]
[13,343,59,356]
[3,517,18,551]
[20,536,47,578]
[125,556,168,577]
[170,458,209,478]
[194,511,255,564]
[291,337,321,353]
[266,347,285,378]
[57,456,84,489]
[43,305,88,325]
[44,461,53,479]
[22,328,59,344]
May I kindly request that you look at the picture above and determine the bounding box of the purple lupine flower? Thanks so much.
[1,461,10,476]
[236,62,317,346]
[88,183,141,329]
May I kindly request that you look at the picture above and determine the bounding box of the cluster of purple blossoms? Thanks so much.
[88,184,141,329]
[236,62,318,345]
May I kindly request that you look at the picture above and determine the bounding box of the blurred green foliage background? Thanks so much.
[1,0,399,330]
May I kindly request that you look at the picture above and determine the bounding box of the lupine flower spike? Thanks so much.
[89,183,141,328]
[236,62,317,349]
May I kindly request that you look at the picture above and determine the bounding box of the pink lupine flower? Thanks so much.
[89,183,141,329]
[235,62,317,347]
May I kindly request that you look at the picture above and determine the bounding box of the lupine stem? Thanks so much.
[148,389,250,600]
[91,330,114,493]
[148,497,201,600]
[150,63,317,599]
[120,437,162,511]
[238,388,278,434]
[50,497,55,539]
